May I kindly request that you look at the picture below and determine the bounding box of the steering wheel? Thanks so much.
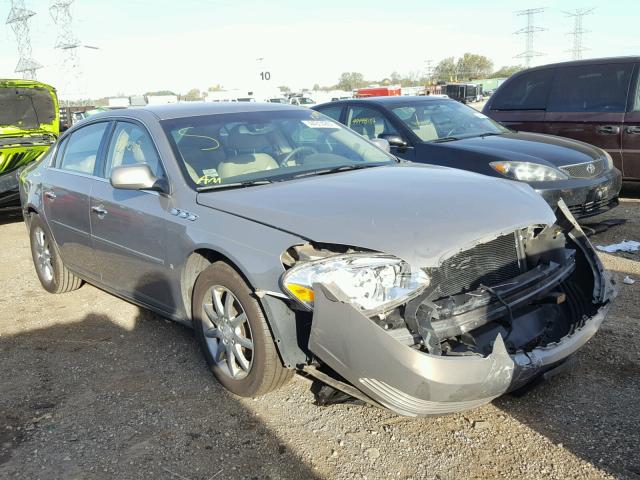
[280,146,319,167]
[444,125,468,138]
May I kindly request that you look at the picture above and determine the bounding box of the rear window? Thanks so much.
[547,63,632,113]
[491,69,554,110]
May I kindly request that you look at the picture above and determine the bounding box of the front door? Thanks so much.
[344,105,415,161]
[622,66,640,179]
[90,121,174,311]
[42,122,110,279]
[544,62,633,172]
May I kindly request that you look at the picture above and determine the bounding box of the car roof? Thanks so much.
[314,95,449,109]
[519,56,640,73]
[84,101,302,122]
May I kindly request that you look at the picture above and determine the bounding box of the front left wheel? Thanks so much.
[192,261,293,397]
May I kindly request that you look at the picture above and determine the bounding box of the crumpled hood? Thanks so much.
[441,131,603,167]
[197,164,556,267]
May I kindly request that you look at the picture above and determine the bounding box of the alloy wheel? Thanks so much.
[34,227,54,283]
[202,285,254,379]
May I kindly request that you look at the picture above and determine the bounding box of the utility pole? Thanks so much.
[6,0,42,79]
[50,0,81,100]
[564,8,595,60]
[424,59,433,85]
[514,7,546,69]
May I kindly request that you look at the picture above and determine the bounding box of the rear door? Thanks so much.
[544,62,633,172]
[89,120,174,311]
[42,121,110,279]
[622,63,640,179]
[485,68,554,132]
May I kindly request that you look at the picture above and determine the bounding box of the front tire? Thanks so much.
[29,214,82,294]
[192,261,292,396]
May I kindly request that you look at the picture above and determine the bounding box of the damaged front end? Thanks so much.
[281,201,615,416]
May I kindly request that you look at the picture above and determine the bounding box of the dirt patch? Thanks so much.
[0,194,639,479]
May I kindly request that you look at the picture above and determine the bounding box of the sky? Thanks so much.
[1,0,639,100]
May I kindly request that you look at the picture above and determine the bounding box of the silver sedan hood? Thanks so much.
[196,164,556,267]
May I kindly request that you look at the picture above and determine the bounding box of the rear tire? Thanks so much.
[29,214,82,294]
[192,261,292,396]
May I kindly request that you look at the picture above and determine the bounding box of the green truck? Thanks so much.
[0,79,59,208]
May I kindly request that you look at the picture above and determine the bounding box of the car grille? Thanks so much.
[568,196,618,218]
[560,158,606,178]
[428,232,522,299]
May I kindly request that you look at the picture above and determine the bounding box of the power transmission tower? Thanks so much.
[6,0,42,79]
[50,0,81,100]
[514,7,546,69]
[564,8,595,60]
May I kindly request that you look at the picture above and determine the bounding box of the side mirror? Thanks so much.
[110,164,167,193]
[377,133,408,148]
[370,137,390,153]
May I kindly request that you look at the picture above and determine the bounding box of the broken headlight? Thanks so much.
[281,254,429,314]
[490,161,568,182]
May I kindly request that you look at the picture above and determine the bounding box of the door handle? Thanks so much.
[625,126,640,134]
[91,205,108,216]
[44,190,56,200]
[596,125,620,135]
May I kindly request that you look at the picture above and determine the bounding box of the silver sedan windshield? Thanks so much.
[162,109,395,189]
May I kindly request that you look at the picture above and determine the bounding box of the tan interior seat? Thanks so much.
[217,125,278,179]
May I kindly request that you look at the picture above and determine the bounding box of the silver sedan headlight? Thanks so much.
[490,161,568,182]
[281,254,430,315]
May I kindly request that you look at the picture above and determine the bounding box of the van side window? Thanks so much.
[491,69,553,110]
[548,63,632,113]
[635,74,640,112]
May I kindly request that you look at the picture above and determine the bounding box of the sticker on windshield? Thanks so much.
[302,120,338,129]
[473,112,489,119]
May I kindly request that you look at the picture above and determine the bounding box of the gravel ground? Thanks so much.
[0,187,639,480]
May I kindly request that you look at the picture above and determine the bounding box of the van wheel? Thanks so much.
[192,261,293,396]
[29,214,82,294]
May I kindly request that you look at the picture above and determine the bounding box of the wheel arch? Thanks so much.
[180,246,303,369]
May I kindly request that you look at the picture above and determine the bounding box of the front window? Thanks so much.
[162,109,395,189]
[391,100,508,142]
[298,97,315,105]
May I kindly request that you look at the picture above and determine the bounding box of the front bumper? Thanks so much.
[307,202,616,416]
[533,167,622,219]
[0,169,20,207]
[309,284,612,417]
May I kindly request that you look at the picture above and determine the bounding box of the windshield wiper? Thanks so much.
[431,136,460,143]
[196,179,272,192]
[289,163,385,179]
[477,132,503,138]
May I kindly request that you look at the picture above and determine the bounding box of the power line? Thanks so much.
[5,0,42,79]
[514,7,546,69]
[50,0,89,100]
[564,8,595,60]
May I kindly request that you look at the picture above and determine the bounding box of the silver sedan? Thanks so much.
[19,103,615,416]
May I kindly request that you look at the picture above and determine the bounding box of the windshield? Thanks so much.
[162,109,395,189]
[391,100,508,142]
[0,86,56,130]
[299,98,315,105]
